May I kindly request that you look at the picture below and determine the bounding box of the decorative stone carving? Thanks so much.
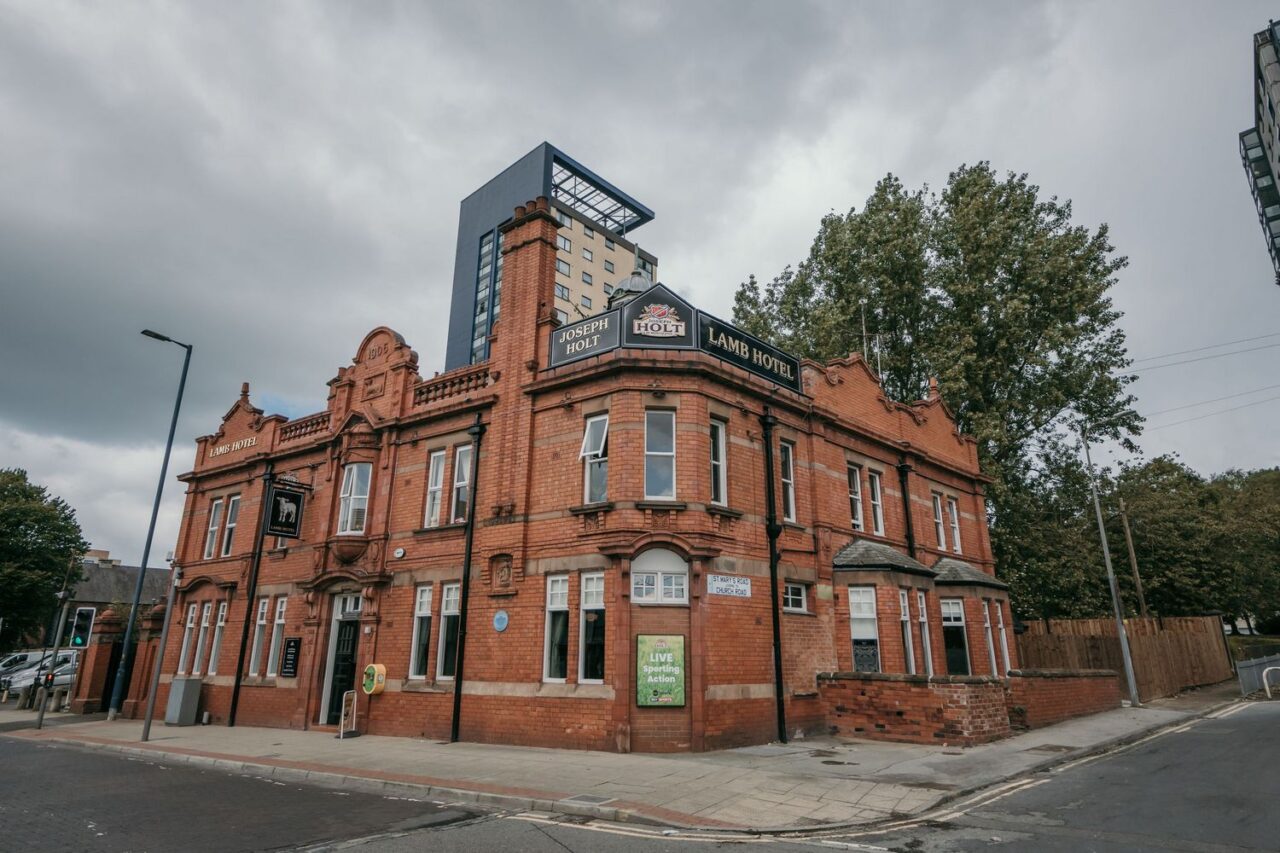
[490,554,513,591]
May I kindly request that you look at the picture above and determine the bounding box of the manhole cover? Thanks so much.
[564,794,616,805]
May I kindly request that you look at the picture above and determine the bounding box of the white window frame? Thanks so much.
[204,498,224,560]
[779,440,796,522]
[543,575,570,682]
[450,445,472,524]
[579,572,606,683]
[437,583,462,680]
[783,582,808,613]
[868,472,885,535]
[192,602,213,676]
[337,463,371,535]
[208,601,228,675]
[932,493,947,549]
[248,597,270,676]
[424,450,445,528]
[848,585,880,673]
[982,599,998,675]
[631,548,688,605]
[847,464,863,530]
[409,584,433,679]
[644,410,676,500]
[266,596,288,676]
[580,415,609,504]
[177,603,198,675]
[917,590,934,676]
[947,497,962,554]
[996,600,1011,675]
[220,494,240,557]
[941,598,970,676]
[899,589,916,675]
[709,419,728,506]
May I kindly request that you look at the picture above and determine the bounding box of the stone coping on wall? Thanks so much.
[817,671,1003,686]
[1008,668,1118,679]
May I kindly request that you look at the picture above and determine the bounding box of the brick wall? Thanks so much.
[819,672,1010,746]
[1005,669,1120,730]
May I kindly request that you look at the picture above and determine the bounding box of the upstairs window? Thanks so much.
[204,498,224,560]
[932,493,947,549]
[581,294,592,308]
[555,209,571,228]
[220,495,240,557]
[583,247,593,262]
[338,463,371,535]
[555,283,570,300]
[450,446,472,523]
[644,411,676,500]
[424,450,445,527]
[847,465,864,530]
[605,237,615,250]
[582,273,593,287]
[583,225,595,239]
[779,441,797,522]
[556,259,571,277]
[947,498,962,554]
[557,234,571,252]
[604,260,615,274]
[868,472,885,535]
[709,419,727,506]
[580,415,609,504]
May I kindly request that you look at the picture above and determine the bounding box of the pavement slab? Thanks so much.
[0,682,1239,833]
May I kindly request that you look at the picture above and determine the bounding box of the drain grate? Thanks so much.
[564,794,616,805]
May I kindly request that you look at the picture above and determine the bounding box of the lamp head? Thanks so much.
[141,329,171,343]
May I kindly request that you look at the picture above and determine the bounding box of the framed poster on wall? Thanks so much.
[636,634,686,707]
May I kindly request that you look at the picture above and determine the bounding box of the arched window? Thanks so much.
[631,548,688,605]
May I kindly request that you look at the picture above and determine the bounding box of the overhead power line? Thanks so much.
[1146,393,1280,430]
[1124,342,1280,375]
[1142,382,1280,417]
[1130,331,1280,365]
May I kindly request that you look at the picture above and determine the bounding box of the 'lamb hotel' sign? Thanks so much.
[549,283,802,393]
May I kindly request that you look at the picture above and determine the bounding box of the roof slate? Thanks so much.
[932,557,1009,590]
[832,539,935,576]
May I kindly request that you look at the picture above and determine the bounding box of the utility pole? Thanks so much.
[859,298,868,361]
[141,558,181,741]
[1117,498,1150,619]
[34,591,72,728]
[1080,424,1141,707]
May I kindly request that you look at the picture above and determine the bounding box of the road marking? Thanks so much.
[1206,702,1250,720]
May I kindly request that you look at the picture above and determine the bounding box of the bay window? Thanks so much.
[644,411,676,499]
[580,415,609,504]
[338,463,371,535]
[847,465,863,530]
[709,419,727,506]
[941,599,970,676]
[848,586,880,673]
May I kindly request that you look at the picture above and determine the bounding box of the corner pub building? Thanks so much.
[159,197,1030,753]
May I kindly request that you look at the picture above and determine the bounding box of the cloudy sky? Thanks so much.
[2,1,1276,565]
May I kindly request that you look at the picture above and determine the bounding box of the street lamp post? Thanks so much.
[106,330,192,721]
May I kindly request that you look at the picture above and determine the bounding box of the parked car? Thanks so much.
[0,651,46,679]
[6,658,78,694]
[0,650,77,693]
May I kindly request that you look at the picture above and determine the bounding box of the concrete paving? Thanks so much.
[0,681,1240,833]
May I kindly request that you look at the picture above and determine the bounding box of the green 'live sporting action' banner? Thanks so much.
[636,634,685,707]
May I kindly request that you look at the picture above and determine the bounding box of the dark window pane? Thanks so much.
[943,626,969,675]
[852,639,880,673]
[583,610,606,680]
[440,614,460,677]
[412,616,431,678]
[548,611,569,679]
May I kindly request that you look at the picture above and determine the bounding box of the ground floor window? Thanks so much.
[208,602,228,675]
[917,590,933,676]
[580,572,606,682]
[848,586,880,673]
[544,575,570,681]
[267,597,288,676]
[177,603,198,675]
[631,548,688,604]
[783,582,808,613]
[409,585,432,679]
[941,598,970,676]
[437,583,461,679]
[249,597,270,676]
[982,599,998,675]
[899,590,916,675]
[996,601,1011,675]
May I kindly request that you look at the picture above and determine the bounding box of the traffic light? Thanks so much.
[69,608,94,648]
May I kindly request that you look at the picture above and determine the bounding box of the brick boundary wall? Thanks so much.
[818,672,1011,747]
[1004,668,1120,730]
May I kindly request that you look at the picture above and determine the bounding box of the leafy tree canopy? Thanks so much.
[0,468,88,647]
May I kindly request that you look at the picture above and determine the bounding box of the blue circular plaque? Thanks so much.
[493,610,509,632]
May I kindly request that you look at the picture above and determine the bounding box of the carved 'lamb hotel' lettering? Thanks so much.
[136,146,1115,753]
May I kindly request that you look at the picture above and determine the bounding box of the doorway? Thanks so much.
[320,593,362,726]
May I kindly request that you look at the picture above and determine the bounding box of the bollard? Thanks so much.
[1,688,8,703]
[17,685,31,710]
[52,688,67,711]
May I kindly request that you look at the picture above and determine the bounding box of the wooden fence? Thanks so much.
[1016,616,1234,702]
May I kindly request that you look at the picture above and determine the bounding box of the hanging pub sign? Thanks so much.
[265,485,305,539]
[636,634,686,707]
[698,312,802,393]
[621,285,698,350]
[549,309,621,367]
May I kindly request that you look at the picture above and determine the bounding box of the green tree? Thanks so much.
[734,165,1140,614]
[0,469,88,647]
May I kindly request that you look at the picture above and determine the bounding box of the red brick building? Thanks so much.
[159,196,1019,752]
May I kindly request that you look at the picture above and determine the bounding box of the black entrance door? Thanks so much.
[326,620,359,725]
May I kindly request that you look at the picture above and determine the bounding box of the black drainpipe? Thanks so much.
[896,458,917,560]
[450,413,486,743]
[760,407,788,744]
[229,461,274,727]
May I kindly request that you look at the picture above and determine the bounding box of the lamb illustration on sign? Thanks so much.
[267,486,305,538]
[276,494,297,523]
[633,303,685,337]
